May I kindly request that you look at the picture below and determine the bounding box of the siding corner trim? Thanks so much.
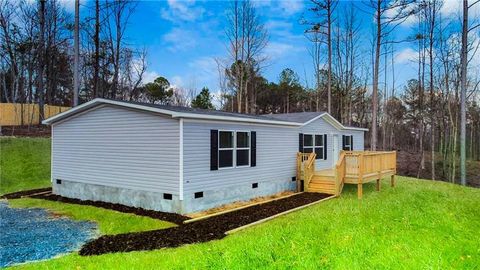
[179,118,184,200]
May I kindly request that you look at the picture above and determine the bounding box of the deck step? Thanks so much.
[312,175,335,182]
[308,178,336,194]
[308,187,336,194]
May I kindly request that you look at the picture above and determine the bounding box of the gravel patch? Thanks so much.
[0,202,97,267]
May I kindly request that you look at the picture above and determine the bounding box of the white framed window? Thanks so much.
[219,131,234,168]
[303,134,314,154]
[343,135,353,151]
[315,135,325,160]
[236,131,250,167]
[303,134,326,160]
[218,131,251,168]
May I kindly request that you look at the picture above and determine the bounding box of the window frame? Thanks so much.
[303,133,326,160]
[218,130,251,169]
[343,134,353,151]
[218,130,235,169]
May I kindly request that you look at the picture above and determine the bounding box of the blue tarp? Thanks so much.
[0,201,97,267]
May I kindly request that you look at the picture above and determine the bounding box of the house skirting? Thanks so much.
[181,178,297,213]
[52,180,182,213]
[52,178,296,214]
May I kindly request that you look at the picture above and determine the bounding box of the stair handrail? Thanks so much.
[303,152,316,191]
[335,151,346,196]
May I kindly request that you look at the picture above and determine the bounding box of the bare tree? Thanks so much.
[93,0,100,98]
[224,0,268,114]
[105,0,136,99]
[460,0,469,185]
[364,0,416,150]
[307,31,323,111]
[421,0,442,180]
[305,0,338,114]
[73,0,79,106]
[37,0,46,121]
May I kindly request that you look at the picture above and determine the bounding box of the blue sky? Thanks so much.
[71,0,477,97]
[129,0,318,92]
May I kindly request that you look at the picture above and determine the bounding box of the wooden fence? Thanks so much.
[0,103,70,126]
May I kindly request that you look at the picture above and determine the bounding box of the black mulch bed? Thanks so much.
[79,192,330,256]
[1,125,51,137]
[29,193,190,225]
[0,187,52,199]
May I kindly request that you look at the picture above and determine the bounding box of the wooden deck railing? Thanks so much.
[297,150,396,198]
[334,152,346,196]
[342,151,397,198]
[296,152,316,192]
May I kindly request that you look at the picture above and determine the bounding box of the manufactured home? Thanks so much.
[43,98,383,214]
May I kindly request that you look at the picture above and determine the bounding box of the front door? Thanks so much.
[332,134,339,167]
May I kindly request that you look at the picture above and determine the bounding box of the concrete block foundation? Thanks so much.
[53,178,297,214]
[53,180,182,213]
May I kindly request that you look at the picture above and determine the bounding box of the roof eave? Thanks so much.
[300,112,368,132]
[43,98,302,127]
[174,113,301,126]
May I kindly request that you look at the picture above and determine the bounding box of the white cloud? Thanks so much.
[57,0,77,13]
[188,57,218,77]
[383,1,417,27]
[278,0,304,16]
[170,75,184,88]
[25,0,79,13]
[254,0,304,16]
[142,70,160,84]
[264,42,304,60]
[187,57,219,91]
[265,20,295,37]
[440,0,480,18]
[395,47,417,64]
[160,0,205,22]
[163,27,197,52]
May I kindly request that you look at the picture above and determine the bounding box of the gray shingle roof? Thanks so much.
[107,99,290,122]
[261,112,325,123]
[44,98,367,131]
[111,100,330,124]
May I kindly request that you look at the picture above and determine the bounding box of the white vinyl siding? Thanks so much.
[183,120,298,193]
[52,105,180,194]
[301,117,365,169]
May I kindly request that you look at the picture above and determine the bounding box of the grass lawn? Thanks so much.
[8,198,174,235]
[0,137,51,194]
[7,177,480,270]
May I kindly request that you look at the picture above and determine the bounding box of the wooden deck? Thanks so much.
[297,151,397,198]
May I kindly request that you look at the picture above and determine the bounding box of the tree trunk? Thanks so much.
[73,0,79,106]
[459,0,468,185]
[38,0,46,122]
[371,1,381,151]
[94,0,100,98]
[327,0,332,114]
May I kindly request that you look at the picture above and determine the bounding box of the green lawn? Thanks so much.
[8,198,174,235]
[8,177,480,270]
[0,137,51,194]
[2,137,479,269]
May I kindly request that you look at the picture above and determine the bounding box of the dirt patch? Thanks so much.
[1,188,52,199]
[0,125,51,137]
[79,192,330,256]
[187,191,295,219]
[29,193,189,225]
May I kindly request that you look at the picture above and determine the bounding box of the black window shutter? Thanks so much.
[210,130,218,170]
[251,131,256,167]
[342,135,346,150]
[350,135,354,150]
[324,134,328,160]
[299,133,304,152]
